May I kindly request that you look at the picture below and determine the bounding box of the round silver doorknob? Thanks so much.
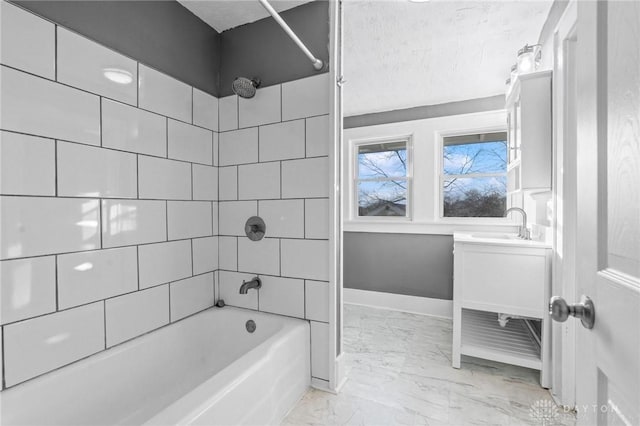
[549,295,595,329]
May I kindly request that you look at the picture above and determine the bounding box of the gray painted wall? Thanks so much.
[344,232,453,300]
[13,0,331,97]
[219,1,330,97]
[13,0,221,95]
[344,95,504,129]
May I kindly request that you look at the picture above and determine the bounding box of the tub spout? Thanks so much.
[239,276,262,294]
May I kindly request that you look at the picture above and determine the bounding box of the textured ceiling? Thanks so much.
[178,0,314,32]
[343,0,553,116]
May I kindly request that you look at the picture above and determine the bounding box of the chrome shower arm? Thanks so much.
[258,0,324,71]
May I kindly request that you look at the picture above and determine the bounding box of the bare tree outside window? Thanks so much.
[442,132,508,217]
[356,140,408,217]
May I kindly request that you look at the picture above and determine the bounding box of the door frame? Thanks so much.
[551,0,578,409]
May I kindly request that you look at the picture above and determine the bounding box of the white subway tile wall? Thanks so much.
[0,66,101,145]
[305,198,330,239]
[138,156,192,200]
[218,271,258,310]
[281,73,330,121]
[138,64,192,122]
[1,256,57,324]
[3,302,105,387]
[0,1,55,79]
[167,201,213,240]
[259,119,306,162]
[101,199,167,248]
[310,321,330,380]
[306,114,331,157]
[101,99,167,157]
[218,95,238,131]
[238,84,281,128]
[218,127,258,166]
[258,276,305,318]
[218,74,331,381]
[57,247,138,309]
[167,119,213,165]
[0,132,56,196]
[138,240,193,289]
[169,273,215,321]
[1,196,101,259]
[218,200,257,236]
[218,166,238,201]
[192,88,219,131]
[0,5,331,388]
[237,162,280,200]
[218,236,238,271]
[237,238,280,276]
[57,142,138,198]
[193,164,218,201]
[57,28,138,105]
[105,285,169,347]
[192,236,218,275]
[258,199,305,238]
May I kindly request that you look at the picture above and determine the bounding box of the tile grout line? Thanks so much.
[1,326,5,390]
[99,97,103,147]
[136,246,141,291]
[0,234,245,264]
[54,140,59,197]
[54,25,58,81]
[136,62,140,108]
[0,128,224,167]
[54,255,59,311]
[2,61,286,134]
[98,199,103,249]
[168,283,172,323]
[0,269,326,329]
[103,300,107,349]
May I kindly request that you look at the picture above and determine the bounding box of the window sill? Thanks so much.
[343,220,518,235]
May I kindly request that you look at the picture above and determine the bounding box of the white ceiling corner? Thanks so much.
[178,0,315,33]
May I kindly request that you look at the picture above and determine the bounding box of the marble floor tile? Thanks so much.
[283,304,576,426]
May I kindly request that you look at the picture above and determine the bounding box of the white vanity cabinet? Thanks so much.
[506,70,552,196]
[451,233,552,387]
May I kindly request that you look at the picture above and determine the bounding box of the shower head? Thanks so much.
[232,77,261,99]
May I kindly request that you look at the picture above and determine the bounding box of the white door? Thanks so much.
[571,0,640,424]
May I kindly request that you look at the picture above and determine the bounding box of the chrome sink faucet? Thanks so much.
[239,276,262,294]
[505,207,530,240]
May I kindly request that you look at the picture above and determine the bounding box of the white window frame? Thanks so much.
[350,135,413,221]
[435,127,510,223]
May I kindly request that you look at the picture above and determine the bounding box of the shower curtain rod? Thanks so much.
[258,0,324,71]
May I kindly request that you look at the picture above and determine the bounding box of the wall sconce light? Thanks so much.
[517,44,542,75]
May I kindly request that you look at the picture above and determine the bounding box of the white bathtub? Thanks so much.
[1,307,310,425]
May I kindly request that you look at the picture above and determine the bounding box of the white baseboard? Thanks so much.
[344,288,453,319]
[311,377,331,392]
[333,353,347,392]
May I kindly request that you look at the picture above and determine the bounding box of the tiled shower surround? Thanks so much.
[0,1,331,390]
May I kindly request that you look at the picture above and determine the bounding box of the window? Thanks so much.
[355,139,410,217]
[441,132,507,218]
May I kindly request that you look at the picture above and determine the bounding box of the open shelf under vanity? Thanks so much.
[460,308,542,370]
